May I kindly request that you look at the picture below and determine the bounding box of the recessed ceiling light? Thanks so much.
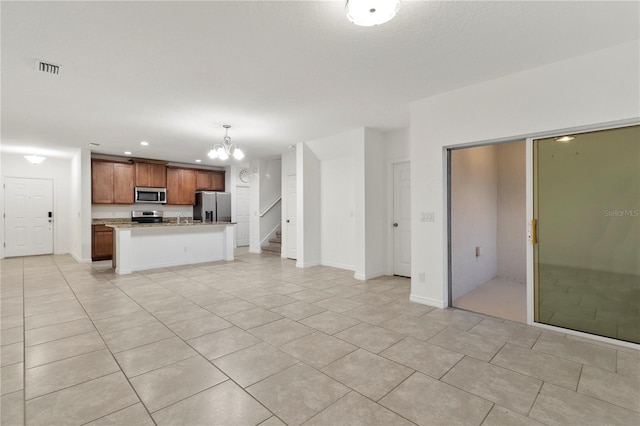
[124,151,132,155]
[195,159,202,163]
[140,141,149,146]
[88,142,100,147]
[555,135,576,143]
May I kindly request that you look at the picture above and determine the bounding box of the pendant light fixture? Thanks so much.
[24,155,46,165]
[208,124,244,161]
[346,0,400,26]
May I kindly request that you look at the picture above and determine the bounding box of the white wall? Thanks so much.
[297,143,321,267]
[384,128,410,161]
[307,128,361,271]
[451,145,498,300]
[409,40,640,308]
[497,142,526,283]
[321,156,356,270]
[360,128,387,279]
[1,152,74,255]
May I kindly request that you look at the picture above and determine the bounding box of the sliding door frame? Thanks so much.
[526,120,640,350]
[445,118,639,349]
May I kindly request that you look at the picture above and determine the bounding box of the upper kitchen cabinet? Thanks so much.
[166,167,197,205]
[195,170,225,191]
[92,160,134,204]
[134,161,167,188]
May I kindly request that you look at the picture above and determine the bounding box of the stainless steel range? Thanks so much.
[132,210,163,224]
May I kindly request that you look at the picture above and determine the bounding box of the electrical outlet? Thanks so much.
[418,272,425,282]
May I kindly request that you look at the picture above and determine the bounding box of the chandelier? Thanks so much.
[345,0,400,26]
[208,124,244,160]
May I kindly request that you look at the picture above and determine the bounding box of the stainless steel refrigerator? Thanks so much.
[194,191,232,222]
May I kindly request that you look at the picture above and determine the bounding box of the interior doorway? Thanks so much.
[448,141,526,322]
[285,174,297,260]
[393,162,411,277]
[4,177,54,257]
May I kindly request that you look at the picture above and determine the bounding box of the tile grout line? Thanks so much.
[52,259,160,426]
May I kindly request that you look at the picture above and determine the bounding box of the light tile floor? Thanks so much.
[1,251,639,426]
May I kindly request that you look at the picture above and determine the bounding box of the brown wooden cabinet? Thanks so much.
[92,160,134,204]
[195,170,225,191]
[134,162,166,188]
[166,167,197,205]
[92,225,113,261]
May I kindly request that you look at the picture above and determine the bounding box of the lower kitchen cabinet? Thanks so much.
[92,225,113,261]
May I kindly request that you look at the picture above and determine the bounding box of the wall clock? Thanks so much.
[239,168,250,183]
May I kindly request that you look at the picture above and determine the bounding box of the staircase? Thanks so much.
[262,231,281,255]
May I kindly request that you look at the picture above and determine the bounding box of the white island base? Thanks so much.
[109,223,235,275]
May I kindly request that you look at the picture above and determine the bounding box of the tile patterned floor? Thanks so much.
[1,251,639,426]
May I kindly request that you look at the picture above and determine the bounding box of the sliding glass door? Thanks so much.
[533,125,639,344]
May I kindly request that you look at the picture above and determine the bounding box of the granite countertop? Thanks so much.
[92,218,132,225]
[104,221,235,229]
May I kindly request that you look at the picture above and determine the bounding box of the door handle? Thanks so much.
[286,219,290,223]
[393,223,398,227]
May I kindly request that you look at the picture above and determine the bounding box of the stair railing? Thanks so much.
[259,196,282,217]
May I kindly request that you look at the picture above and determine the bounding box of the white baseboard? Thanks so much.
[249,248,262,254]
[353,270,385,281]
[296,260,320,268]
[410,294,446,309]
[71,252,92,264]
[321,261,354,272]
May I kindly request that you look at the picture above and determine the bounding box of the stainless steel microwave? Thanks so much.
[134,187,167,204]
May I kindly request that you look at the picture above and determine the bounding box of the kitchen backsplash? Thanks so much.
[92,204,193,219]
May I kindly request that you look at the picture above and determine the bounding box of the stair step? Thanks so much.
[262,245,281,254]
[269,238,281,244]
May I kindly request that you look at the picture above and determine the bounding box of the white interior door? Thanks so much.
[236,186,250,246]
[286,174,297,260]
[4,177,54,257]
[393,162,411,277]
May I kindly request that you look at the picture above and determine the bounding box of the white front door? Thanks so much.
[236,186,250,247]
[393,162,411,277]
[286,174,297,260]
[4,177,54,257]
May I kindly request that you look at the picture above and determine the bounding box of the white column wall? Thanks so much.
[296,143,321,267]
[409,40,640,308]
[360,128,387,279]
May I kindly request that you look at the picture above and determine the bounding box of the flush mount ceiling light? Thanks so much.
[140,141,149,146]
[208,125,244,161]
[24,155,46,165]
[346,0,400,26]
[555,135,576,142]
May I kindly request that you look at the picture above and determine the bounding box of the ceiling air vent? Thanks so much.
[35,59,61,75]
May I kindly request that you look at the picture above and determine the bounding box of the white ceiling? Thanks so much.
[2,1,638,165]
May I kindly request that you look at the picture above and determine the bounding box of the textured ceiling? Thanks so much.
[1,1,638,164]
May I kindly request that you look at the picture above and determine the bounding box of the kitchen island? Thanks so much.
[106,221,235,274]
